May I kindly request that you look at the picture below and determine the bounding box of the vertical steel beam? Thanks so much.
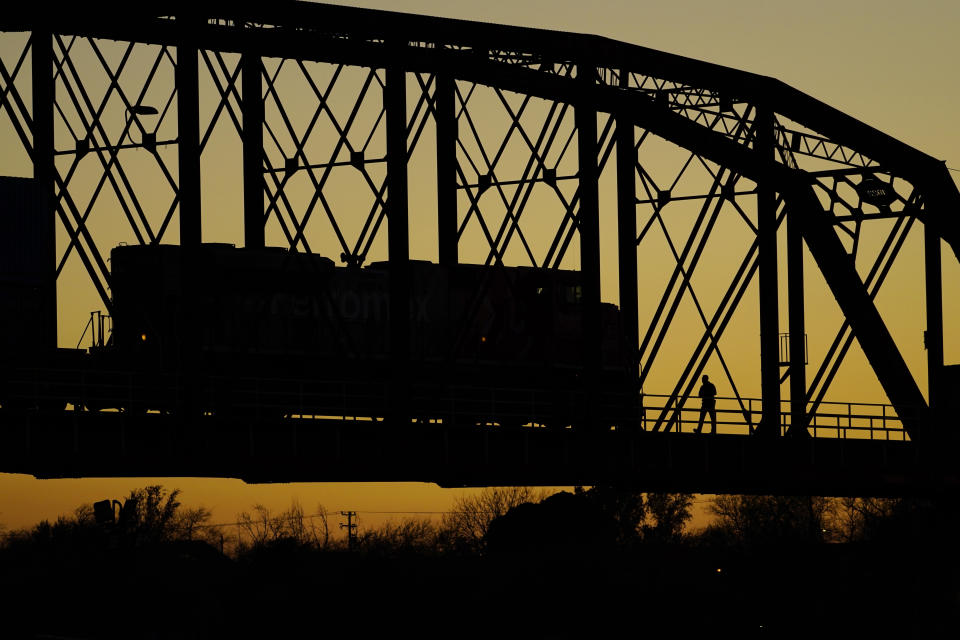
[787,206,808,436]
[32,30,56,348]
[242,51,264,249]
[176,15,202,403]
[177,16,201,247]
[386,62,410,422]
[576,64,601,428]
[616,70,639,387]
[436,74,457,266]
[924,221,944,432]
[755,108,781,436]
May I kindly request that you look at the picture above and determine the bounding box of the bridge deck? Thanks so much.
[1,367,947,495]
[0,408,952,496]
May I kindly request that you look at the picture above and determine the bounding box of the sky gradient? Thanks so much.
[1,0,958,532]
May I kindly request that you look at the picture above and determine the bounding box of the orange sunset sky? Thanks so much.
[1,0,958,533]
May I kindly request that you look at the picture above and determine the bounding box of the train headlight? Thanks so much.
[140,333,147,342]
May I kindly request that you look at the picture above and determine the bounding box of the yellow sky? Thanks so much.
[1,0,958,531]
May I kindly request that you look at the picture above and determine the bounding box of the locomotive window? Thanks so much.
[564,285,582,304]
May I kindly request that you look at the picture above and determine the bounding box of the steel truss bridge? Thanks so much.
[0,2,958,495]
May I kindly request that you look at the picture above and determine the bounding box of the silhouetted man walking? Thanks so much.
[694,374,717,434]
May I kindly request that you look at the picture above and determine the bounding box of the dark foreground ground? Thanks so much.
[1,540,957,639]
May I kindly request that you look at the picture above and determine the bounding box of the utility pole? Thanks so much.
[340,511,358,550]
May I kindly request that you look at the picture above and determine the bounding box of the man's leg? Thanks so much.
[695,409,705,433]
[709,407,717,434]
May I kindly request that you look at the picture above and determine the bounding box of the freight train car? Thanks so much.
[95,243,637,427]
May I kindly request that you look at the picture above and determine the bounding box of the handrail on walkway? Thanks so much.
[639,393,908,441]
[0,368,910,441]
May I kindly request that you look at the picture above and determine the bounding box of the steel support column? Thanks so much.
[386,62,410,421]
[242,51,264,249]
[576,65,601,428]
[31,30,56,348]
[615,75,639,394]
[924,221,944,433]
[787,206,808,436]
[756,108,781,436]
[436,73,457,266]
[177,16,201,247]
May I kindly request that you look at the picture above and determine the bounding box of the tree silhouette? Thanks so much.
[581,487,694,544]
[643,492,694,542]
[0,485,219,551]
[708,494,829,545]
[828,496,960,546]
[441,486,548,551]
[359,518,441,555]
[235,502,331,552]
[483,491,619,553]
[118,485,217,545]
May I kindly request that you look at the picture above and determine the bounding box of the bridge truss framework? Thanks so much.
[1,2,958,465]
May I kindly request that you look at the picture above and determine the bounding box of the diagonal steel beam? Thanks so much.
[795,186,928,439]
[806,212,916,419]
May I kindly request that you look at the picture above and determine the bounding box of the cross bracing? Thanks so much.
[1,1,957,452]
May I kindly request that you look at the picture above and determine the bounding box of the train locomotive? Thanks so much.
[56,243,639,427]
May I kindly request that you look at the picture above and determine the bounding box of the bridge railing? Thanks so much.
[802,400,908,441]
[639,394,909,441]
[0,368,909,441]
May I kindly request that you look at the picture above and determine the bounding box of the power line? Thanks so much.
[195,510,486,530]
[192,499,716,530]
